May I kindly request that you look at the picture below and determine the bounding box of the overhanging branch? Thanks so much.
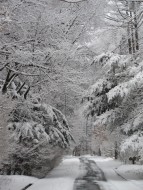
[60,0,87,3]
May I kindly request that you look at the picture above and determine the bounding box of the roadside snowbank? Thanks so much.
[116,165,143,180]
[0,175,37,190]
[28,178,74,190]
[89,156,143,190]
[89,156,143,180]
[89,156,114,162]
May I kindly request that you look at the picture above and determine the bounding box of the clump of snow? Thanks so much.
[128,61,143,76]
[121,122,132,134]
[120,132,143,159]
[89,79,109,95]
[85,78,116,99]
[89,156,114,162]
[8,122,50,143]
[93,52,111,65]
[93,109,118,126]
[107,71,143,102]
[107,82,129,102]
[94,53,130,74]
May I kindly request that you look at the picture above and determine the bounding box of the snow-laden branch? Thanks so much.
[60,0,87,3]
[6,67,40,76]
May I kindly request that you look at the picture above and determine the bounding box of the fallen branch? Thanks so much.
[2,70,18,94]
[0,62,10,71]
[21,63,50,70]
[24,86,30,99]
[17,82,26,94]
[21,184,33,190]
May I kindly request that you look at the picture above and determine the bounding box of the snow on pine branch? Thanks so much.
[84,78,117,99]
[7,122,50,144]
[121,107,143,135]
[82,53,143,125]
[91,53,143,103]
[93,108,120,127]
[93,53,131,74]
[121,132,143,158]
[93,53,111,65]
[8,101,73,148]
[60,0,87,2]
[107,71,143,102]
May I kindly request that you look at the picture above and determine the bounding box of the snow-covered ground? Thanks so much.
[0,156,82,190]
[28,156,82,190]
[1,156,143,190]
[0,175,37,190]
[116,164,143,180]
[89,156,143,190]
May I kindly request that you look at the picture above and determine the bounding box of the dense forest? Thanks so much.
[1,0,143,179]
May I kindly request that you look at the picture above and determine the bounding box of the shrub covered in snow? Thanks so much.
[8,101,73,148]
[0,95,15,166]
[0,98,73,177]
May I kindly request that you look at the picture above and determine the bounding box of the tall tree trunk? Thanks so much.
[2,70,17,94]
[133,2,139,51]
[127,24,132,54]
[130,10,136,54]
[24,86,30,99]
[126,3,132,54]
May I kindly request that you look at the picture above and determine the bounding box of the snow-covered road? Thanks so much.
[1,156,143,190]
[89,156,143,190]
[28,156,81,190]
[28,156,104,190]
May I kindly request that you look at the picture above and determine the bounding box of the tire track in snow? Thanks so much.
[74,157,106,190]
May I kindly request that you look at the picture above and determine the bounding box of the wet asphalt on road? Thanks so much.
[74,158,106,190]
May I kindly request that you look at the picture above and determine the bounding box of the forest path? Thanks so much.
[27,156,143,190]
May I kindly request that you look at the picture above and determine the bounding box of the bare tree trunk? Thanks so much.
[126,4,132,54]
[115,141,118,160]
[17,82,25,94]
[130,10,136,54]
[133,2,139,51]
[24,86,30,99]
[2,70,17,94]
[127,24,132,54]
